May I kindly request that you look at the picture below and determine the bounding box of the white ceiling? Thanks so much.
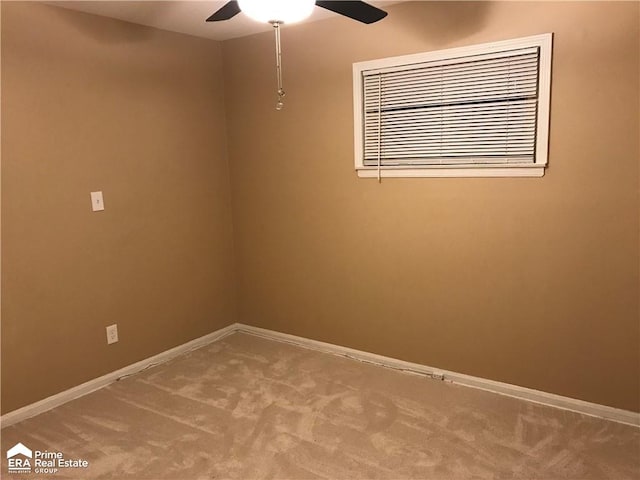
[48,1,401,41]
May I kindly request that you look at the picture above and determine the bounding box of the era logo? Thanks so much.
[7,442,32,473]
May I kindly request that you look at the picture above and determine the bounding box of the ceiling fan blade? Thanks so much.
[316,1,387,24]
[206,1,241,22]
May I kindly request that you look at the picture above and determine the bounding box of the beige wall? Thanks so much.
[2,1,638,416]
[223,1,639,411]
[1,3,236,413]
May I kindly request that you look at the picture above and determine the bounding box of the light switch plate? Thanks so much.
[90,191,104,211]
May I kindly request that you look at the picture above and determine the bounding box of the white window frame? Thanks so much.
[353,33,553,178]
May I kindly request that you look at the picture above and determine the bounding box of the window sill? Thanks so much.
[356,166,546,178]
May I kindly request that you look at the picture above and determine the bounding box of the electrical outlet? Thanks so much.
[106,324,118,345]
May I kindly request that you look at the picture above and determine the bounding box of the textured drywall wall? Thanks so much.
[1,2,236,413]
[222,1,640,411]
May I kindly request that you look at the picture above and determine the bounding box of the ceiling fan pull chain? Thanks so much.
[272,21,285,111]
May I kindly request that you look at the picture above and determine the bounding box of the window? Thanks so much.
[353,34,553,178]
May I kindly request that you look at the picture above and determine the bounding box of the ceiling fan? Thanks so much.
[206,1,388,25]
[206,1,388,110]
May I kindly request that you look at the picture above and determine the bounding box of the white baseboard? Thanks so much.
[0,323,238,429]
[3,322,638,429]
[235,324,640,428]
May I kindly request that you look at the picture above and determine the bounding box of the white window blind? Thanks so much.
[353,34,553,178]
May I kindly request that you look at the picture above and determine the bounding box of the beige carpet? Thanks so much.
[2,332,639,479]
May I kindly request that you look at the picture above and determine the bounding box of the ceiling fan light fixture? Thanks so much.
[238,0,316,24]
